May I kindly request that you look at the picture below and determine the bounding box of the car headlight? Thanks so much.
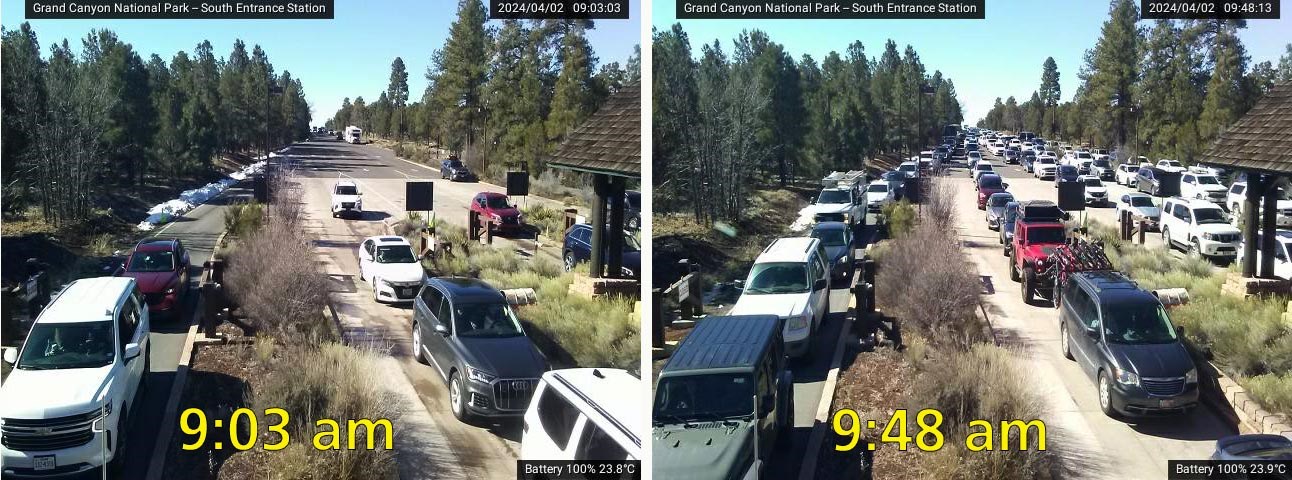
[491,213,502,222]
[786,314,809,331]
[1115,367,1139,386]
[1202,232,1215,241]
[467,366,496,384]
[1185,368,1198,384]
[165,285,176,295]
[382,279,397,288]
[92,401,112,432]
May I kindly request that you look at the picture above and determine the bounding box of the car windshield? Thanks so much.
[485,196,512,209]
[979,176,1003,189]
[976,164,993,171]
[989,195,1013,207]
[883,172,904,181]
[818,190,850,204]
[899,164,917,172]
[446,160,463,168]
[867,184,888,193]
[127,250,174,273]
[17,321,115,370]
[335,185,358,195]
[1194,208,1228,224]
[1163,161,1181,167]
[744,262,809,294]
[812,228,848,247]
[1060,166,1077,175]
[1025,226,1066,244]
[1196,176,1219,185]
[1093,159,1110,168]
[453,302,525,338]
[654,373,755,423]
[1102,303,1178,345]
[1129,196,1155,207]
[1084,178,1103,187]
[376,245,417,263]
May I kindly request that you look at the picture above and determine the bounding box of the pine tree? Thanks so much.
[387,57,409,140]
[436,0,489,152]
[547,23,595,142]
[1,23,48,214]
[1198,20,1248,144]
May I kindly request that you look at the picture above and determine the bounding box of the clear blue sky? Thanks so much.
[653,0,1291,123]
[3,0,642,125]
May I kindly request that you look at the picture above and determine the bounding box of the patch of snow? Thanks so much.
[789,205,817,232]
[136,161,267,231]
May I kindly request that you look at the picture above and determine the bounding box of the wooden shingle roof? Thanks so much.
[547,81,640,178]
[1200,81,1292,174]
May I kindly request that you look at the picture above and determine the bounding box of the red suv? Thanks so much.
[1008,201,1068,304]
[976,173,1008,209]
[119,238,191,317]
[470,192,524,234]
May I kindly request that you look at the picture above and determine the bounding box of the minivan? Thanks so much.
[1058,271,1197,417]
[0,277,151,476]
[522,368,642,461]
[653,315,793,480]
[729,237,831,358]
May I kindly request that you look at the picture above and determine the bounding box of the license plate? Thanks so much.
[33,455,55,471]
[403,288,415,296]
[1159,398,1176,408]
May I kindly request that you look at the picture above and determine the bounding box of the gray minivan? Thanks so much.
[653,315,793,479]
[1058,271,1198,417]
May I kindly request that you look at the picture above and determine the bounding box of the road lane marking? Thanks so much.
[144,295,203,480]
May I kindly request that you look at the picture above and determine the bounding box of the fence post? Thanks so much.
[1138,220,1147,245]
[652,288,665,347]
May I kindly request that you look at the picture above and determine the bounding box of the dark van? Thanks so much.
[653,315,793,480]
[1059,271,1198,417]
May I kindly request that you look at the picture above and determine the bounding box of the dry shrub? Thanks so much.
[923,178,959,231]
[875,222,987,350]
[247,343,399,480]
[907,344,1058,480]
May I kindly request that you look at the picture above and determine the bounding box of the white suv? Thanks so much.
[1227,182,1292,227]
[730,237,831,358]
[330,180,363,218]
[521,368,642,460]
[358,236,426,303]
[0,277,150,476]
[1180,172,1228,205]
[1160,198,1241,260]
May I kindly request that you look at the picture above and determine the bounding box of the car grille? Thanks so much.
[1140,377,1185,397]
[1090,192,1105,197]
[1281,209,1292,216]
[144,292,165,305]
[867,203,882,213]
[1211,233,1240,243]
[492,378,538,411]
[500,216,520,225]
[341,202,355,209]
[1,410,99,452]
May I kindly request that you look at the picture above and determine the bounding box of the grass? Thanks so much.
[1087,218,1292,417]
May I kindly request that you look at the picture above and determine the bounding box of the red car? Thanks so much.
[470,192,525,233]
[119,238,191,317]
[976,173,1009,209]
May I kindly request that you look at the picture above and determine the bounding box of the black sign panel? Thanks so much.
[406,182,433,212]
[1057,181,1086,211]
[507,171,530,197]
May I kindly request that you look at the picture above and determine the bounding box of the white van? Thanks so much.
[521,368,642,460]
[729,237,831,358]
[0,277,151,476]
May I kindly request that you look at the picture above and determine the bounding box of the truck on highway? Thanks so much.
[344,125,362,144]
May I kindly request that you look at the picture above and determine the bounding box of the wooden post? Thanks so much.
[589,174,610,278]
[1138,220,1147,245]
[468,210,481,241]
[1243,174,1263,278]
[652,288,665,347]
[606,176,626,279]
[1262,175,1279,278]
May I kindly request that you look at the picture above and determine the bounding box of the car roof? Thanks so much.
[541,368,644,452]
[755,237,819,264]
[1073,271,1160,305]
[134,237,179,252]
[335,179,357,187]
[366,235,412,246]
[427,277,503,303]
[662,315,781,373]
[1167,197,1224,210]
[867,180,888,187]
[39,277,135,324]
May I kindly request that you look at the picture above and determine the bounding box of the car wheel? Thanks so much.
[412,321,427,364]
[1189,239,1202,258]
[777,394,795,448]
[1022,267,1036,304]
[1163,228,1173,250]
[1098,371,1117,417]
[372,277,381,303]
[1009,255,1020,282]
[108,409,128,473]
[1060,323,1074,360]
[449,371,473,422]
[564,251,577,272]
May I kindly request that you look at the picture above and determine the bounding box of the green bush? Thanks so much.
[523,204,569,239]
[882,200,917,238]
[1244,372,1292,416]
[223,201,264,238]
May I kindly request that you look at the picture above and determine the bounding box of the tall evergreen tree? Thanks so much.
[387,57,409,139]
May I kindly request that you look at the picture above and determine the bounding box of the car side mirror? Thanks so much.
[1002,183,1010,189]
[433,322,449,335]
[1176,325,1186,337]
[1063,212,1072,221]
[124,343,141,361]
[1085,326,1099,340]
[813,278,828,291]
[2,348,16,365]
[758,396,775,419]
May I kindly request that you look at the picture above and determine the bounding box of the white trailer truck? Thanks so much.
[345,126,363,144]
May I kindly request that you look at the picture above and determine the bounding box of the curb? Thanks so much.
[1207,362,1292,436]
[797,285,859,480]
[144,294,204,480]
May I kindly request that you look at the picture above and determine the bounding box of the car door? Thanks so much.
[414,286,447,376]
[1064,284,1101,378]
[117,295,144,405]
[527,385,583,459]
[359,239,375,278]
[575,227,593,263]
[810,251,829,327]
[425,291,457,376]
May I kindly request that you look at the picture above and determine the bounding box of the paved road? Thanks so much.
[945,155,1238,479]
[285,137,573,479]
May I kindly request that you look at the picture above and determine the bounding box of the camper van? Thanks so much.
[344,125,362,144]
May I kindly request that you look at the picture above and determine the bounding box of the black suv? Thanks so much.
[440,157,477,182]
[654,315,793,480]
[1058,271,1198,417]
[411,277,548,422]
